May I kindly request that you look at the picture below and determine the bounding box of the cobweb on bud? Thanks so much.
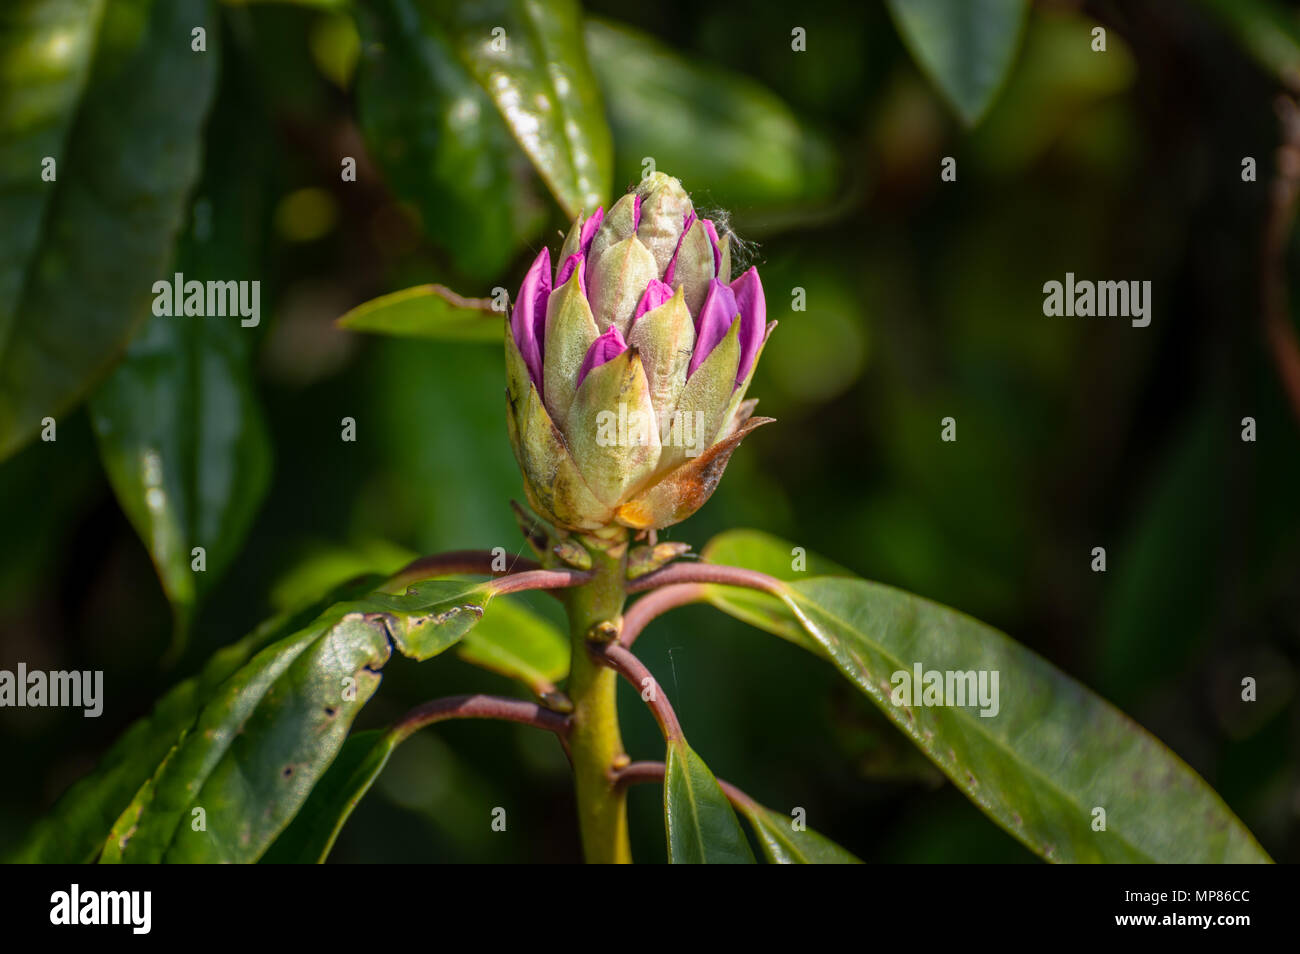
[695,204,761,275]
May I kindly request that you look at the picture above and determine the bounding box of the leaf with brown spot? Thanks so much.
[94,581,491,863]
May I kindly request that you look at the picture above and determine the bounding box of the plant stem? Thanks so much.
[563,531,632,863]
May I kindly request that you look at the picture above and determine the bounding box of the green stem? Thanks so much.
[563,531,631,864]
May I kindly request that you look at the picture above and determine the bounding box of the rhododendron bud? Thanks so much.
[505,173,773,532]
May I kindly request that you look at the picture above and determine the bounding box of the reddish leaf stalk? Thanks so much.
[590,642,684,743]
[626,561,787,596]
[393,693,571,743]
[491,567,594,596]
[393,549,539,581]
[620,582,707,647]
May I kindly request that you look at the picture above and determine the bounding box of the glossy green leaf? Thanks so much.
[699,530,1272,863]
[0,0,218,460]
[7,576,383,863]
[263,594,563,863]
[584,19,840,218]
[337,284,504,342]
[340,579,495,661]
[885,0,1028,126]
[99,611,389,863]
[84,56,278,639]
[664,740,754,864]
[264,608,566,864]
[736,801,862,864]
[355,0,546,277]
[89,315,270,636]
[99,580,488,863]
[456,596,569,696]
[436,0,612,218]
[260,728,400,863]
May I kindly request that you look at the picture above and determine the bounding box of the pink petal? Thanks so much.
[557,253,583,288]
[579,207,604,257]
[730,267,766,385]
[633,279,674,322]
[576,324,628,387]
[688,278,738,378]
[511,247,551,388]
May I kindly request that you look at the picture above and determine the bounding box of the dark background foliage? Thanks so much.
[2,0,1298,862]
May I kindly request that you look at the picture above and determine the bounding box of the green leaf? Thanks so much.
[435,0,612,218]
[664,740,754,864]
[88,316,270,636]
[355,0,547,277]
[98,580,488,863]
[885,0,1028,126]
[260,728,401,863]
[84,54,277,640]
[456,596,569,696]
[736,801,862,864]
[7,576,383,863]
[265,595,565,864]
[340,579,494,662]
[699,530,1272,863]
[98,607,391,862]
[337,283,504,342]
[0,0,219,460]
[13,573,491,864]
[584,19,840,219]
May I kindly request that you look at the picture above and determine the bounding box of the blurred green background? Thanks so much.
[2,0,1299,863]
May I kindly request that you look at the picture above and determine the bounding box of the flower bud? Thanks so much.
[505,173,773,532]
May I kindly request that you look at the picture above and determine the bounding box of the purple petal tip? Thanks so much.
[576,324,628,387]
[633,279,674,321]
[688,278,738,378]
[512,247,552,388]
[579,208,604,257]
[557,253,583,288]
[731,267,765,385]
